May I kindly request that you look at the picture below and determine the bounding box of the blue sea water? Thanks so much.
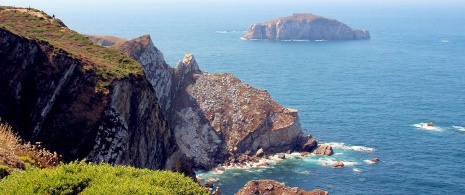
[15,2,465,194]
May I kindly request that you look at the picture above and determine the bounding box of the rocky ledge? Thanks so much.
[235,180,328,195]
[243,13,370,40]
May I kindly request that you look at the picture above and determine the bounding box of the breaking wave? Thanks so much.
[453,126,465,132]
[413,123,443,131]
[326,142,376,152]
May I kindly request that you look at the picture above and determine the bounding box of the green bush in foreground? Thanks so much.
[0,161,208,195]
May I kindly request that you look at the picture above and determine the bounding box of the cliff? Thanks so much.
[111,35,319,169]
[243,13,370,40]
[0,8,175,171]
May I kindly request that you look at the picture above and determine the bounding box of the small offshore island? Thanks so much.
[243,13,370,41]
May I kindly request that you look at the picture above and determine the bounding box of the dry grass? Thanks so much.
[0,121,60,178]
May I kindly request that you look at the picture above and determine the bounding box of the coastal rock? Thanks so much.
[243,13,370,40]
[333,161,344,168]
[255,148,264,157]
[111,34,319,169]
[371,158,380,163]
[312,144,334,156]
[277,153,286,159]
[235,180,328,195]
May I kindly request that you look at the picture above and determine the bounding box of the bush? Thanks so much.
[0,161,208,195]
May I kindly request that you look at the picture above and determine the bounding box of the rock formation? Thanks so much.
[243,13,370,40]
[0,10,176,172]
[235,180,328,195]
[111,35,318,169]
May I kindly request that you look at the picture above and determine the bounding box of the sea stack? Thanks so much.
[243,13,370,40]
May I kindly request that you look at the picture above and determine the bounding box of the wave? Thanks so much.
[216,30,236,33]
[441,40,450,43]
[280,39,310,42]
[315,39,327,42]
[453,126,465,132]
[326,142,376,152]
[413,123,443,131]
[353,168,363,173]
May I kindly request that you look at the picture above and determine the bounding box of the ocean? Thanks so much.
[15,2,465,194]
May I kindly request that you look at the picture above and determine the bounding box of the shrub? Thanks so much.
[0,121,59,174]
[0,161,208,195]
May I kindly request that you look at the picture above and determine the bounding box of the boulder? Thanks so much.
[333,161,344,168]
[255,148,265,157]
[371,158,380,163]
[312,144,334,156]
[277,153,286,159]
[235,180,328,195]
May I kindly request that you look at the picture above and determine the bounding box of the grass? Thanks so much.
[0,7,143,90]
[0,161,209,195]
[0,121,60,179]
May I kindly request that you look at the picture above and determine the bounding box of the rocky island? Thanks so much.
[0,7,330,194]
[243,13,370,40]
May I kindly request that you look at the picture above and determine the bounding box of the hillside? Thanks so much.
[0,7,143,90]
[0,7,177,172]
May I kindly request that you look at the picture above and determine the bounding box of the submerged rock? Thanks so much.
[243,13,370,41]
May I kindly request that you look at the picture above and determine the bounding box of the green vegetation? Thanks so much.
[0,161,208,195]
[0,121,60,179]
[0,7,143,90]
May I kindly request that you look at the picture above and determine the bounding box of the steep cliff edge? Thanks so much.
[111,35,320,169]
[0,8,174,170]
[243,13,370,40]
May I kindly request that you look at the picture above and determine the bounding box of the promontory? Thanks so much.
[243,13,370,40]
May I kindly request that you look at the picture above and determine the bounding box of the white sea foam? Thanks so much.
[364,159,376,164]
[413,123,443,131]
[216,30,236,33]
[315,39,327,42]
[441,40,450,43]
[353,168,363,173]
[453,126,465,132]
[326,142,376,152]
[280,39,310,42]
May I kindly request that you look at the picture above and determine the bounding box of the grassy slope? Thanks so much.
[0,6,143,89]
[0,161,208,194]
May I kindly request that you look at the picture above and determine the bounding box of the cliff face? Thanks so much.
[0,11,174,171]
[112,35,173,114]
[112,35,317,169]
[243,13,370,40]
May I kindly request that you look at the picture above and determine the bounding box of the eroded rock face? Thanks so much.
[0,28,174,170]
[111,35,318,169]
[243,13,370,40]
[113,35,173,114]
[86,77,174,170]
[235,180,329,195]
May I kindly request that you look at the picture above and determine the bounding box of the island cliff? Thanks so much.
[243,13,370,40]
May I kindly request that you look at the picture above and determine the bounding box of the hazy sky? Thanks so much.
[2,0,464,8]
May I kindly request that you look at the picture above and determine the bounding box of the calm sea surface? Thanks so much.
[32,2,465,194]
